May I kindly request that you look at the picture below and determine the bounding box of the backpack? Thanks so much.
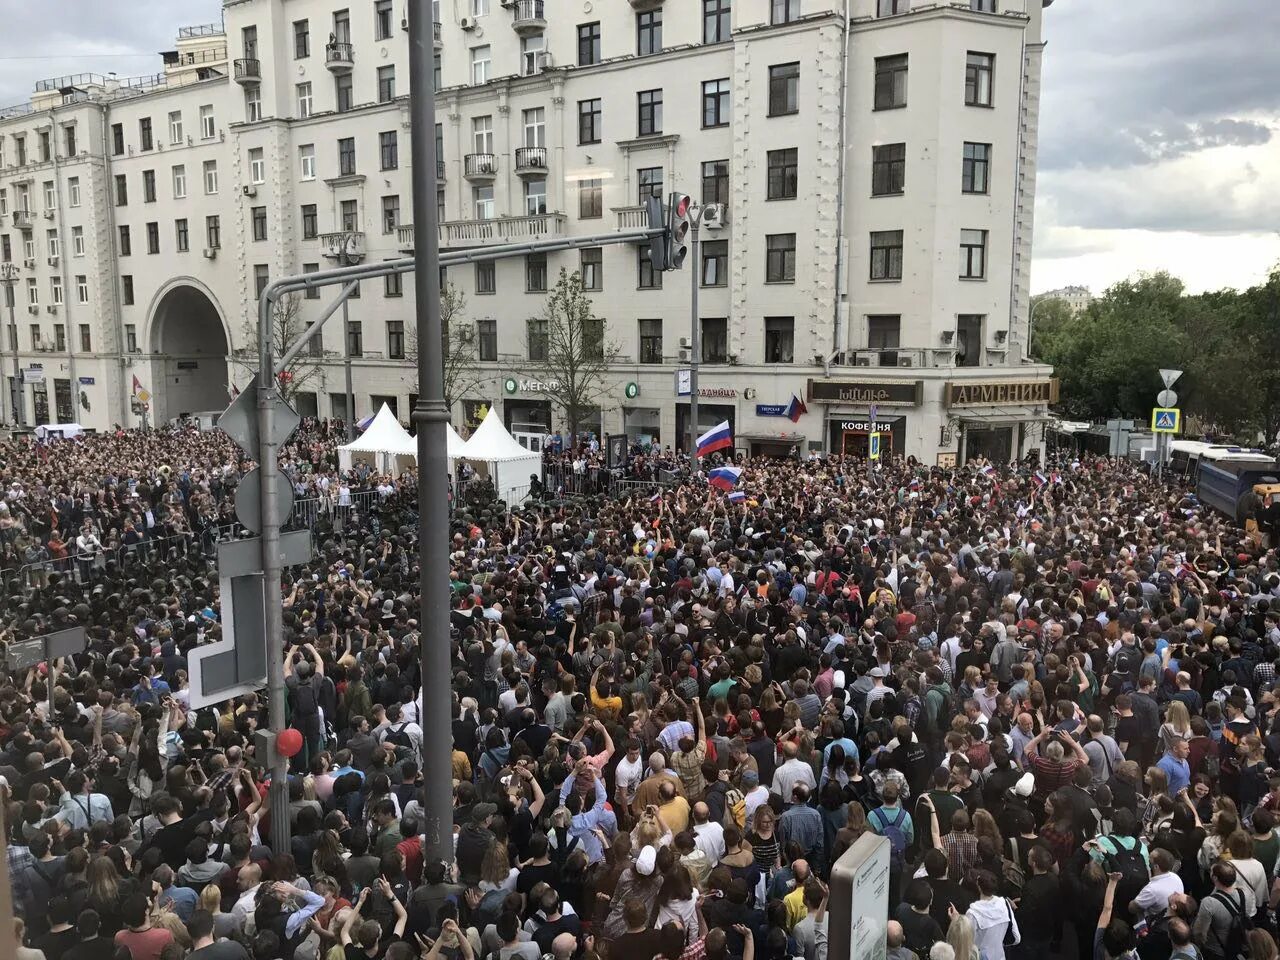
[1209,889,1250,960]
[1113,645,1143,683]
[1000,855,1025,897]
[870,805,909,868]
[384,722,414,754]
[1099,835,1150,905]
[723,787,747,830]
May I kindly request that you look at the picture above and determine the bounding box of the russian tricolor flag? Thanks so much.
[356,413,376,431]
[649,491,662,503]
[728,490,746,503]
[980,464,995,477]
[696,420,733,457]
[1032,471,1048,488]
[708,465,743,490]
[786,395,808,423]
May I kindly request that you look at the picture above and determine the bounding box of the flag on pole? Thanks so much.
[356,413,376,431]
[980,464,995,477]
[1032,472,1048,488]
[728,490,746,503]
[649,491,662,504]
[785,394,808,423]
[708,465,743,490]
[695,420,733,457]
[131,375,143,395]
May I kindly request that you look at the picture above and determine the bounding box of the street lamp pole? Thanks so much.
[689,222,700,466]
[341,235,356,441]
[408,0,455,867]
[0,263,16,426]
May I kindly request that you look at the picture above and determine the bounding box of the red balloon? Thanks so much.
[276,728,304,759]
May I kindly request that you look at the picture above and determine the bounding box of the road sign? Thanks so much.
[1159,369,1183,389]
[234,467,296,534]
[219,374,301,455]
[1157,389,1178,408]
[136,389,151,404]
[1152,407,1181,433]
[869,432,882,461]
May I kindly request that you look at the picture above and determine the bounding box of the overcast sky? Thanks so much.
[2,0,1276,296]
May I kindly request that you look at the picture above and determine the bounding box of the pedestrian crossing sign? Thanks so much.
[869,431,882,461]
[1151,407,1181,433]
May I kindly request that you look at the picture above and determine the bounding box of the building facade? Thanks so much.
[1036,285,1093,314]
[0,0,1057,464]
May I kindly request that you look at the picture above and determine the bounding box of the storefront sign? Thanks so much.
[78,376,95,385]
[757,404,788,417]
[834,419,898,433]
[808,379,922,406]
[624,382,639,399]
[177,361,199,370]
[505,377,560,394]
[945,378,1059,407]
[22,367,44,384]
[698,386,737,398]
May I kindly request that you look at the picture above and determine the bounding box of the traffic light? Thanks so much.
[666,192,693,270]
[645,195,667,273]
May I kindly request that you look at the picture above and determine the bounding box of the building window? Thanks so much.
[766,234,796,282]
[476,261,496,294]
[473,115,494,154]
[767,149,798,200]
[638,248,663,289]
[701,160,729,206]
[297,82,313,117]
[581,247,602,290]
[51,279,63,307]
[768,63,799,116]
[64,124,77,155]
[375,0,394,40]
[339,137,357,176]
[206,215,221,249]
[868,314,900,365]
[72,226,84,256]
[875,54,908,110]
[971,0,997,11]
[335,73,354,112]
[471,46,492,85]
[387,319,405,359]
[702,318,728,363]
[124,319,137,344]
[472,0,490,15]
[76,276,89,305]
[434,53,441,90]
[175,219,189,253]
[380,131,399,170]
[251,207,268,241]
[523,107,546,148]
[340,199,359,232]
[764,316,794,363]
[382,196,400,234]
[294,19,310,58]
[966,53,994,107]
[701,240,728,287]
[638,90,663,136]
[578,99,602,145]
[577,22,601,66]
[47,229,59,260]
[478,319,497,360]
[637,166,664,206]
[303,263,321,299]
[111,124,124,155]
[68,177,81,207]
[249,148,265,184]
[877,0,908,15]
[243,25,259,59]
[438,186,446,224]
[300,144,316,180]
[579,179,603,219]
[142,170,156,203]
[474,185,495,220]
[297,204,317,241]
[347,319,363,357]
[527,318,549,361]
[253,265,270,300]
[139,118,153,151]
[771,0,800,25]
[245,87,262,123]
[962,142,991,194]
[638,319,663,363]
[637,10,662,56]
[385,271,402,297]
[43,181,55,209]
[172,165,187,198]
[53,321,65,346]
[956,313,984,366]
[117,225,131,256]
[703,0,731,43]
[199,105,215,139]
[78,323,91,351]
[204,160,218,194]
[526,253,548,292]
[702,79,731,128]
[146,222,159,255]
[872,143,906,196]
[377,66,396,103]
[960,228,988,279]
[524,179,547,216]
[870,230,903,280]
[26,279,37,307]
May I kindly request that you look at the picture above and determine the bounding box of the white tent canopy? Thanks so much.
[447,422,467,461]
[338,404,417,473]
[459,408,541,504]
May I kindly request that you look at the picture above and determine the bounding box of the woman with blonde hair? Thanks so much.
[945,911,980,960]
[1198,808,1240,875]
[747,804,781,876]
[152,910,192,950]
[479,839,517,892]
[972,809,1003,856]
[198,884,238,939]
[1159,701,1193,754]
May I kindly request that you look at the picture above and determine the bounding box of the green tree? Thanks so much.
[404,283,486,414]
[525,268,623,441]
[1029,296,1077,361]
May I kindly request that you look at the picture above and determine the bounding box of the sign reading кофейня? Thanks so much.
[944,378,1060,407]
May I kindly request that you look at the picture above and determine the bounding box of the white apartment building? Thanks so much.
[1036,284,1093,314]
[0,0,1058,464]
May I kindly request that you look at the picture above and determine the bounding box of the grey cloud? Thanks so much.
[1117,117,1272,164]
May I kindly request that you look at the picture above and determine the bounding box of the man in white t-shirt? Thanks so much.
[614,738,645,818]
[1130,848,1184,922]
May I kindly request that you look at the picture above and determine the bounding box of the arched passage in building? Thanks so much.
[148,282,231,424]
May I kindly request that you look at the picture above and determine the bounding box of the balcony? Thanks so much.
[325,41,354,74]
[319,231,365,261]
[434,20,443,49]
[233,58,261,85]
[614,206,652,230]
[511,0,546,35]
[397,214,567,252]
[514,146,548,177]
[464,153,498,181]
[12,210,33,230]
[629,0,663,9]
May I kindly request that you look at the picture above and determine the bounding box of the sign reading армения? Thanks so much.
[806,379,922,406]
[944,378,1060,407]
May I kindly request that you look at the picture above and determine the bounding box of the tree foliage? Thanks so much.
[525,268,623,440]
[405,283,486,413]
[235,293,324,403]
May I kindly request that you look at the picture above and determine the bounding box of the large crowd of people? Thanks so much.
[2,419,1280,960]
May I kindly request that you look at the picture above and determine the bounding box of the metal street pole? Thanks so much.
[0,264,15,425]
[342,237,355,441]
[689,223,700,465]
[409,0,454,867]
